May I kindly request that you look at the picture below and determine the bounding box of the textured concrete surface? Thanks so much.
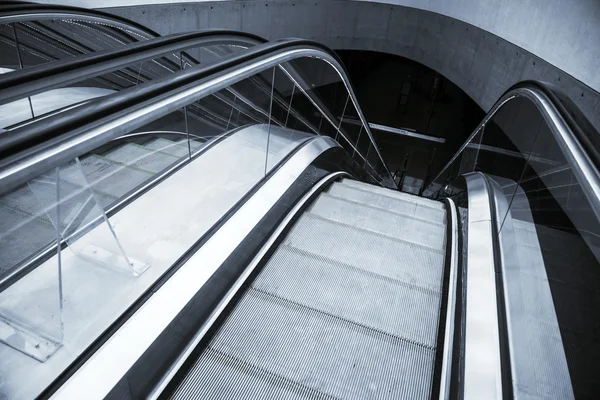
[96,0,600,131]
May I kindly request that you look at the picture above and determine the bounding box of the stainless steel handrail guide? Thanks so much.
[424,87,600,221]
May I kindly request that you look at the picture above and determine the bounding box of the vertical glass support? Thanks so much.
[28,158,149,276]
[317,115,324,134]
[183,105,192,159]
[180,52,192,160]
[135,61,144,85]
[264,67,276,177]
[0,171,63,362]
[284,84,296,128]
[364,145,371,169]
[226,96,237,131]
[335,97,349,143]
[12,23,34,120]
[353,125,363,158]
[55,168,65,339]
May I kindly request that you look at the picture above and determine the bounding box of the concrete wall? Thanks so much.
[46,0,600,93]
[101,1,600,130]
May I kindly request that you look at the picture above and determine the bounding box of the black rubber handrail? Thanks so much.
[0,38,392,190]
[0,38,332,158]
[0,4,394,185]
[0,30,265,106]
[424,80,600,193]
[510,80,600,170]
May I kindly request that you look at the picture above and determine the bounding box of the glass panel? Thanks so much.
[497,116,600,397]
[458,127,484,175]
[279,57,387,185]
[471,99,539,216]
[425,97,544,204]
[339,96,362,158]
[285,58,349,144]
[0,54,379,399]
[265,67,321,171]
[0,174,63,362]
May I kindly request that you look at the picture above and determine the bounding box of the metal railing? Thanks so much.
[423,81,600,218]
[0,39,396,193]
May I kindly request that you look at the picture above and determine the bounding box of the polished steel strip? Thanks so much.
[50,136,339,400]
[463,172,503,399]
[439,197,458,400]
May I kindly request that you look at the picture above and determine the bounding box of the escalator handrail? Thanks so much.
[0,28,376,186]
[0,30,265,106]
[515,80,600,169]
[424,81,600,216]
[0,38,394,193]
[0,3,159,40]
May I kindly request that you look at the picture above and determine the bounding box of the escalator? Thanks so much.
[1,4,600,400]
[167,178,448,399]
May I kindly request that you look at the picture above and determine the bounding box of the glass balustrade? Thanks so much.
[0,45,387,399]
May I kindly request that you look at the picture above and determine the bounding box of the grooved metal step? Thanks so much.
[180,290,437,400]
[172,348,335,400]
[309,192,446,250]
[328,182,446,224]
[171,179,448,399]
[284,213,444,291]
[254,246,442,346]
[340,178,444,210]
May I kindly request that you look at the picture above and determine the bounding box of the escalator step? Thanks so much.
[309,193,446,250]
[284,213,444,292]
[171,181,447,399]
[181,290,436,400]
[328,182,446,224]
[254,246,442,346]
[172,347,333,400]
[339,179,444,210]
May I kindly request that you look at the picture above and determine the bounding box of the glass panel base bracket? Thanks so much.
[0,316,61,362]
[78,244,150,276]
